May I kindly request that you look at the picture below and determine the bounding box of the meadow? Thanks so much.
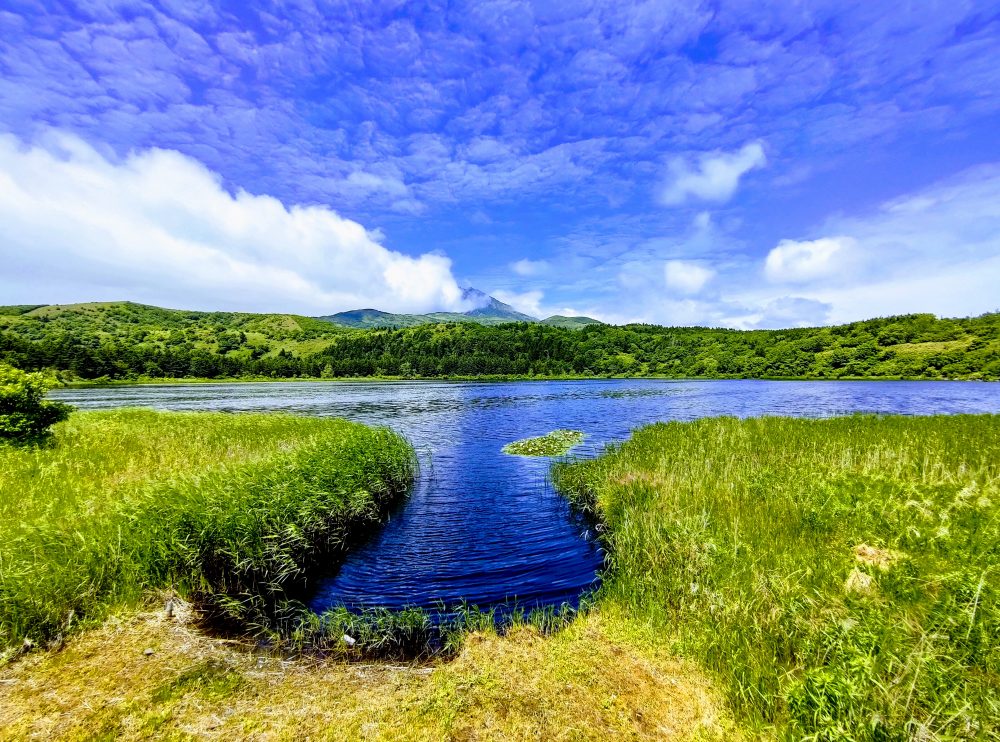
[0,409,415,654]
[554,414,1000,739]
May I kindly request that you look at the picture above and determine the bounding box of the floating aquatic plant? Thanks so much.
[502,430,585,457]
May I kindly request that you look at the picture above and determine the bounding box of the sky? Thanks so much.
[2,0,999,327]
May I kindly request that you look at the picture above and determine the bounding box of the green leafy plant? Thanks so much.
[0,362,71,442]
[503,429,585,456]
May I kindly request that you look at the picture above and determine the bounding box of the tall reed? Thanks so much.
[0,409,415,650]
[554,414,1000,739]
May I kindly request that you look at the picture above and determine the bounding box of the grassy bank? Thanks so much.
[554,414,1000,739]
[0,409,415,653]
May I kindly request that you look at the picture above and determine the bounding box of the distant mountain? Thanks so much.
[316,288,601,329]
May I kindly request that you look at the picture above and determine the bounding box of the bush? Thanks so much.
[0,363,72,442]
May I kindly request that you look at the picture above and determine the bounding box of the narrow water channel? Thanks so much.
[53,379,1000,614]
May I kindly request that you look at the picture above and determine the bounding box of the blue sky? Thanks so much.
[2,1,999,326]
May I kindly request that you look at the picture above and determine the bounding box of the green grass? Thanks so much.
[553,414,1000,739]
[0,409,415,652]
[503,429,585,457]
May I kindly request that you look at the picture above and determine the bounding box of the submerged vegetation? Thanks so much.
[1,300,998,381]
[0,409,414,652]
[554,414,1000,739]
[503,429,585,457]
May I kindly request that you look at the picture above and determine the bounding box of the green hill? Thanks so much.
[1,301,997,381]
[318,309,432,329]
[540,315,604,329]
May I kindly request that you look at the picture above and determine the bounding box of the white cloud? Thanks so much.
[741,164,1000,323]
[492,289,545,318]
[344,171,409,197]
[664,260,715,294]
[763,236,856,283]
[735,297,834,329]
[0,132,470,315]
[510,258,550,276]
[660,141,766,205]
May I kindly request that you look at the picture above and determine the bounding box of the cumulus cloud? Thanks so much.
[510,258,550,276]
[0,132,469,314]
[664,259,715,295]
[660,142,766,205]
[764,236,856,283]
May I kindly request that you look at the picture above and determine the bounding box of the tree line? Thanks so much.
[1,303,998,381]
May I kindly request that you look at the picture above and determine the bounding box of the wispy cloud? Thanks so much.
[510,258,550,277]
[664,260,716,295]
[660,142,766,205]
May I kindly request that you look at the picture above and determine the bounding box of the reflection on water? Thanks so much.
[52,379,1000,614]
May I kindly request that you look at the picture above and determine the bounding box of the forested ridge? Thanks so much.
[1,302,998,381]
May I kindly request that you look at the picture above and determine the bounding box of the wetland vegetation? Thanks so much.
[0,409,414,654]
[554,414,1000,739]
[502,429,585,456]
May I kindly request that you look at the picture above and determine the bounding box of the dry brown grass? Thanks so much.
[0,601,733,741]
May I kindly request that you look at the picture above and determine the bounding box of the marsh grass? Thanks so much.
[503,429,585,457]
[554,414,1000,739]
[0,409,414,653]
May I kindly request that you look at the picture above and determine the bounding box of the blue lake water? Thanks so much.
[52,379,1000,615]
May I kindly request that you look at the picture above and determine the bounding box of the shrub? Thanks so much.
[0,363,72,442]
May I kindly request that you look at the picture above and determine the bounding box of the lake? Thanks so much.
[52,379,1000,615]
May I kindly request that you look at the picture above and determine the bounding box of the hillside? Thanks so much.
[1,301,998,381]
[540,315,604,329]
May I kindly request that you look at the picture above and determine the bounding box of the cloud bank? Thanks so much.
[0,133,469,315]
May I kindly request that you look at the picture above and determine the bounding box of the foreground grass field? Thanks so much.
[0,410,414,654]
[554,414,1000,739]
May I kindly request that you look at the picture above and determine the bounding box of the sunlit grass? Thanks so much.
[502,429,585,456]
[554,414,1000,739]
[0,409,415,651]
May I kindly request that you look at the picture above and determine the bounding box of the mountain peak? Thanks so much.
[317,288,598,329]
[461,288,536,321]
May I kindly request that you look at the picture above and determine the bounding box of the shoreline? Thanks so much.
[56,373,995,389]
